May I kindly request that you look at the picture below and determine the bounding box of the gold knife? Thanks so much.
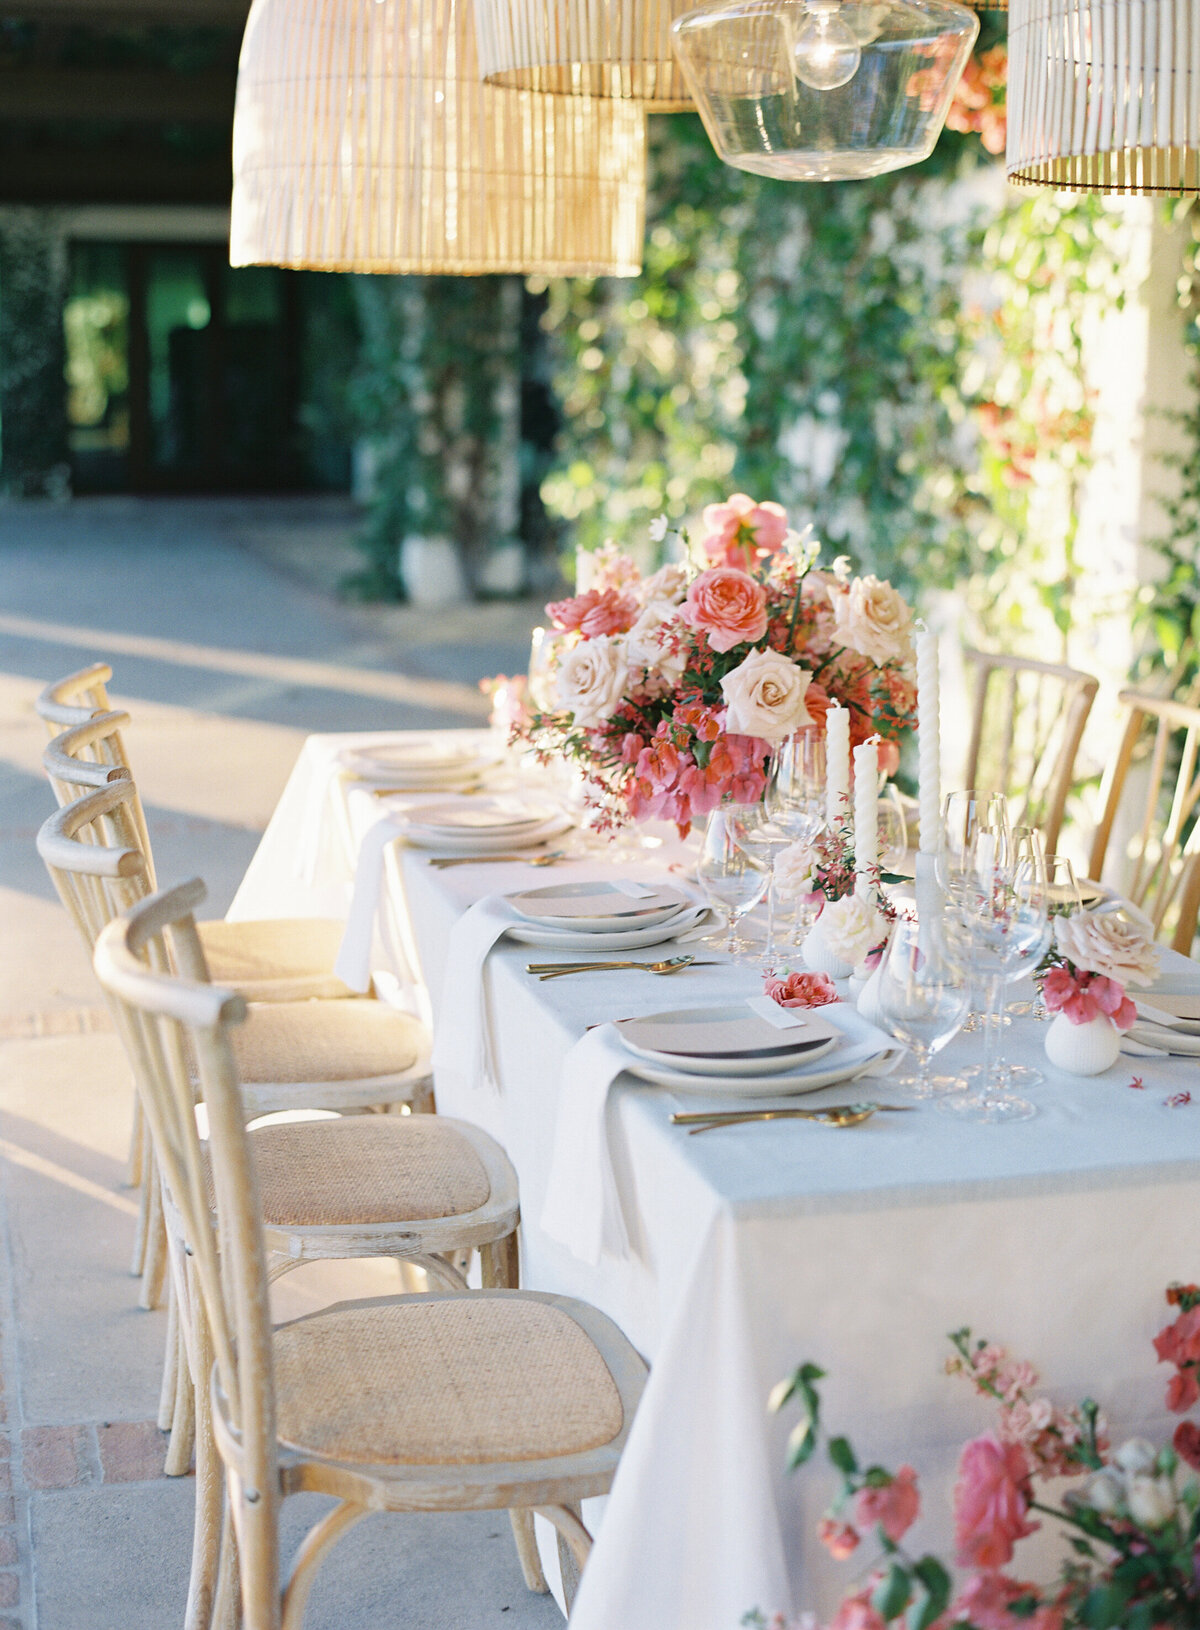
[670,1101,915,1124]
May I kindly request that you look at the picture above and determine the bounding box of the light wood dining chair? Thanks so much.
[1088,690,1200,955]
[962,649,1100,859]
[35,660,115,731]
[44,710,357,1002]
[95,880,647,1630]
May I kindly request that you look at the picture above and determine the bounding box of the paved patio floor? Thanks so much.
[0,498,563,1629]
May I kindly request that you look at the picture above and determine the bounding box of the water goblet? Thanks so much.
[768,727,827,846]
[730,805,793,973]
[878,784,909,874]
[696,809,770,961]
[876,918,969,1099]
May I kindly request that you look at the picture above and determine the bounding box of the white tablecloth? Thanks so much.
[231,732,1200,1630]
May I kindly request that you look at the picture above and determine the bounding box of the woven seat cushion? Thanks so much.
[274,1298,624,1465]
[232,1001,425,1084]
[245,1116,490,1227]
[197,918,352,999]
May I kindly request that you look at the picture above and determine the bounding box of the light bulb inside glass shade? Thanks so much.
[791,2,860,89]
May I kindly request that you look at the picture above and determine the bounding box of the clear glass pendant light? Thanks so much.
[670,0,978,181]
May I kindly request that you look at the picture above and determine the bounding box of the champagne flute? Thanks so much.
[876,918,969,1099]
[1008,851,1081,1021]
[696,809,770,961]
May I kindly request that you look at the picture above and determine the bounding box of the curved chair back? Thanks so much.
[35,662,114,733]
[36,782,151,947]
[43,713,154,884]
[1088,690,1200,954]
[94,887,280,1616]
[963,648,1100,858]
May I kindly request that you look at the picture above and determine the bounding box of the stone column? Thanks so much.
[0,208,69,497]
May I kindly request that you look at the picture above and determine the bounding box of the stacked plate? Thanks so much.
[504,880,708,950]
[338,737,498,791]
[612,1001,900,1098]
[388,794,571,855]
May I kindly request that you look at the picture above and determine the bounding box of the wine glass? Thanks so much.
[938,853,1048,1123]
[878,784,909,875]
[1008,851,1081,1021]
[938,791,1011,1035]
[696,809,770,960]
[876,918,969,1099]
[730,803,793,973]
[768,727,827,846]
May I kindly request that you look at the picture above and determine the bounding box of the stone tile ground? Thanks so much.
[0,498,563,1628]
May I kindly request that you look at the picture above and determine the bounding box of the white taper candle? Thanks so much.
[854,739,879,898]
[575,546,597,592]
[825,706,850,830]
[916,629,941,855]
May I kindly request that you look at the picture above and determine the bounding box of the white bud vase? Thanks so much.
[802,921,854,980]
[1044,1011,1122,1076]
[855,960,886,1026]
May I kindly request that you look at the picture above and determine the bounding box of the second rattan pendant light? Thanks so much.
[1007,0,1200,193]
[471,0,696,108]
[230,0,648,276]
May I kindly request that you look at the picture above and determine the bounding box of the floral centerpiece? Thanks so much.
[1036,910,1161,1076]
[522,495,919,834]
[748,1283,1200,1630]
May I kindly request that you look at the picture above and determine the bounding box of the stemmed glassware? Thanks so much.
[767,727,827,844]
[876,917,969,1099]
[878,784,909,874]
[937,791,1011,1035]
[937,846,1049,1123]
[696,808,770,961]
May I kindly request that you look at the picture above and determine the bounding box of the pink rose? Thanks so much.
[830,1589,887,1630]
[700,494,789,571]
[854,1465,920,1544]
[953,1435,1038,1570]
[950,1573,1056,1630]
[817,1517,861,1560]
[547,587,638,637]
[683,567,769,653]
[765,970,839,1009]
[1166,1368,1200,1413]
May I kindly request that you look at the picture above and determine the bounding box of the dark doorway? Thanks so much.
[65,241,302,494]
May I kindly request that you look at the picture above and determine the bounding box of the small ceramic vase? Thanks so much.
[1043,1011,1121,1076]
[802,921,855,980]
[855,959,886,1027]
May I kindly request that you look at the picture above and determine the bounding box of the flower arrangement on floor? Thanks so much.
[746,1285,1200,1630]
[520,496,919,833]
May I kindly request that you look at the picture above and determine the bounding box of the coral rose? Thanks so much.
[1054,909,1160,987]
[683,567,769,653]
[831,575,914,667]
[953,1435,1038,1570]
[854,1464,920,1544]
[547,587,638,638]
[701,494,789,571]
[720,648,813,743]
[765,970,838,1009]
[554,636,627,729]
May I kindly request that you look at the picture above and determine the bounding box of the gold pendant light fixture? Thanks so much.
[471,0,696,109]
[1007,0,1200,193]
[230,0,648,276]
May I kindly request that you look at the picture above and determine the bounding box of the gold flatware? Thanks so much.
[670,1100,914,1124]
[534,955,701,980]
[683,1105,880,1133]
[428,850,567,869]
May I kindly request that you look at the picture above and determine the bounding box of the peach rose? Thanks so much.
[831,575,914,667]
[547,587,638,638]
[555,636,627,728]
[719,648,812,743]
[624,604,687,689]
[683,567,769,653]
[953,1434,1038,1570]
[1054,909,1160,987]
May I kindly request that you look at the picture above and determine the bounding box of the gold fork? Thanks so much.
[429,850,567,869]
[533,955,699,980]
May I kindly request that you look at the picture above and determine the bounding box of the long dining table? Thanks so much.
[231,730,1200,1630]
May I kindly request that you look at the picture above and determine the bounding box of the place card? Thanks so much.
[746,995,834,1031]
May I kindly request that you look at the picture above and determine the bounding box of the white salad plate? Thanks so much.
[505,902,709,951]
[408,797,559,835]
[506,881,691,934]
[339,740,495,785]
[399,814,574,856]
[614,1003,838,1077]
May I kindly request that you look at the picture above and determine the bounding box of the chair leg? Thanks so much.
[185,1303,222,1630]
[213,1499,241,1630]
[408,1078,436,1115]
[164,1333,195,1477]
[127,1093,144,1189]
[480,1230,519,1289]
[280,1501,365,1630]
[139,1184,168,1310]
[157,1282,179,1432]
[534,1504,592,1617]
[131,1139,152,1278]
[508,1510,549,1595]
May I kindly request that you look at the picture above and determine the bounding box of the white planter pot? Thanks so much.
[1043,1011,1122,1076]
[399,535,467,609]
[802,922,854,980]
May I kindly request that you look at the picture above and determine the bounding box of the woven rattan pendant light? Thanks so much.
[230,0,648,275]
[1008,0,1200,192]
[471,0,695,109]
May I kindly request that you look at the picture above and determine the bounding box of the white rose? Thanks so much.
[624,604,687,688]
[1054,911,1160,987]
[639,562,689,606]
[1125,1475,1176,1529]
[555,636,627,729]
[1081,1471,1124,1514]
[831,575,914,667]
[775,840,817,900]
[720,649,812,744]
[1113,1438,1159,1477]
[818,893,888,966]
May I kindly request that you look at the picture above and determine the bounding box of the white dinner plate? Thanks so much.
[407,797,559,835]
[620,1039,895,1098]
[401,813,573,855]
[505,902,710,950]
[506,881,691,933]
[615,1003,839,1077]
[339,740,495,785]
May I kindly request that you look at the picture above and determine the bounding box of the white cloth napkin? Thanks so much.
[333,813,408,993]
[540,1025,636,1267]
[429,896,520,1100]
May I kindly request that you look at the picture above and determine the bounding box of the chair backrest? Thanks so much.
[94,884,280,1616]
[42,713,155,884]
[36,781,153,948]
[1088,690,1200,954]
[35,663,115,734]
[962,648,1100,858]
